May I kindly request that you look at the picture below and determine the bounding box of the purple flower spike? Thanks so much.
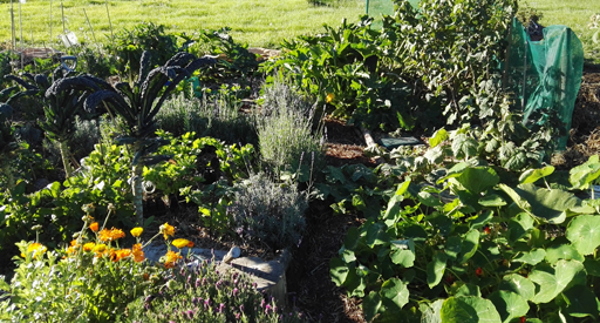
[218,303,225,314]
[260,299,265,308]
[239,304,245,313]
[265,304,272,315]
[195,278,201,288]
[233,288,239,297]
[235,313,241,320]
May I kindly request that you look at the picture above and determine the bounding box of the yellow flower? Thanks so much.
[132,243,145,263]
[326,93,334,103]
[163,250,182,269]
[83,242,96,252]
[160,223,175,240]
[93,243,107,253]
[130,227,143,237]
[21,242,47,259]
[172,238,192,249]
[89,222,99,232]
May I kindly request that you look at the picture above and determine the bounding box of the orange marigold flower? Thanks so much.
[98,228,126,242]
[93,243,107,253]
[172,238,191,249]
[70,239,78,247]
[114,248,131,261]
[66,246,77,255]
[160,223,175,240]
[475,267,483,277]
[132,243,145,263]
[483,226,491,235]
[83,242,96,252]
[89,222,99,232]
[187,241,194,248]
[143,273,150,281]
[163,250,182,268]
[130,227,143,237]
[21,242,47,259]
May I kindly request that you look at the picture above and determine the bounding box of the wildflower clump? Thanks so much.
[121,259,308,323]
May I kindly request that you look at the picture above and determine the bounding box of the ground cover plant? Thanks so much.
[1,0,600,322]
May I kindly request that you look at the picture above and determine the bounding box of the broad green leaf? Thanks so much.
[445,236,462,262]
[507,213,534,243]
[420,299,444,323]
[569,155,600,189]
[418,190,443,207]
[583,258,600,277]
[454,167,499,195]
[340,248,357,263]
[344,227,360,250]
[478,194,507,207]
[566,215,600,255]
[561,286,598,319]
[427,252,448,289]
[511,183,583,224]
[325,166,347,184]
[380,278,409,311]
[458,230,480,264]
[499,274,535,300]
[452,283,481,297]
[499,184,531,211]
[451,134,478,160]
[425,146,445,164]
[470,210,494,230]
[363,291,382,323]
[366,222,389,248]
[513,249,546,265]
[489,291,529,323]
[438,162,471,184]
[529,260,585,304]
[544,244,584,263]
[519,166,555,184]
[440,296,502,323]
[390,240,415,268]
[330,257,350,287]
[429,128,449,148]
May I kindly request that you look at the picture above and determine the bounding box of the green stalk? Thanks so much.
[132,162,144,225]
[58,140,73,178]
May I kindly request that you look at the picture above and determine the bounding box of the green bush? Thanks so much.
[230,173,308,250]
[157,89,256,145]
[257,79,324,177]
[106,22,179,79]
[120,258,308,323]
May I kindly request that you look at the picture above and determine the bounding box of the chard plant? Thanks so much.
[78,51,215,224]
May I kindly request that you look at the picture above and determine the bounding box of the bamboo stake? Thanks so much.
[105,0,113,40]
[10,0,16,50]
[83,8,98,47]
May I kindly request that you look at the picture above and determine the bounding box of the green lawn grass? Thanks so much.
[0,0,365,49]
[521,0,600,62]
[1,0,598,60]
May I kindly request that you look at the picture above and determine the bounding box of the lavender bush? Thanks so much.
[119,259,307,323]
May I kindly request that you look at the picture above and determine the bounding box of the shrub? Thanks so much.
[229,173,308,250]
[257,79,324,178]
[157,89,256,145]
[120,258,308,323]
[106,22,179,79]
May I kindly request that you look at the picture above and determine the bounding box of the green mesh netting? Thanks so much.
[505,18,584,150]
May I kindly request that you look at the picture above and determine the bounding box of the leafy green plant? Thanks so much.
[71,51,215,224]
[229,173,308,251]
[265,16,412,131]
[3,71,96,178]
[120,256,308,323]
[195,27,260,85]
[0,212,164,322]
[157,88,256,145]
[256,80,324,177]
[106,22,179,80]
[331,159,600,322]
